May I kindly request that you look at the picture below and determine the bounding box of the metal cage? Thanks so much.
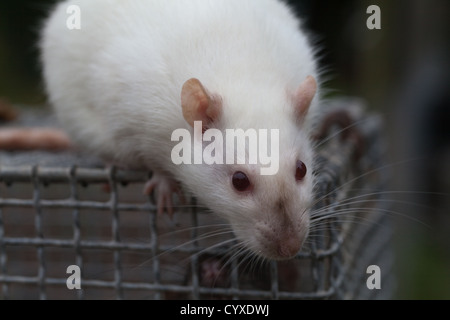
[0,103,393,300]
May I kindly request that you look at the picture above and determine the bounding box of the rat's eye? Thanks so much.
[232,171,251,192]
[295,160,307,181]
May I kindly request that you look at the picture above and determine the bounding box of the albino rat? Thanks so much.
[40,0,320,260]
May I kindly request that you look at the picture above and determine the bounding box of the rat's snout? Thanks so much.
[255,217,309,260]
[272,224,307,259]
[276,231,303,258]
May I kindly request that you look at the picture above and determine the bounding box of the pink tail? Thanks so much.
[0,128,71,151]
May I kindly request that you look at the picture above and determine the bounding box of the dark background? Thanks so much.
[0,0,449,299]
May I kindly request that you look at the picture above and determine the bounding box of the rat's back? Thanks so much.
[41,0,317,167]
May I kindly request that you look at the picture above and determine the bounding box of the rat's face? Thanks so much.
[217,136,314,260]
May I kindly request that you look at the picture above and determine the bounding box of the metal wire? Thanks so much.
[0,109,392,300]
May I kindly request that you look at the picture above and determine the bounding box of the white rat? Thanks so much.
[40,0,320,260]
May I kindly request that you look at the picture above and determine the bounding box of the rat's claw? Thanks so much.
[144,172,181,219]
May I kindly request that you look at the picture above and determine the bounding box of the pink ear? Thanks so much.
[294,76,317,122]
[181,78,222,129]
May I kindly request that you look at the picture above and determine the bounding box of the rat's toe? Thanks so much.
[144,172,181,218]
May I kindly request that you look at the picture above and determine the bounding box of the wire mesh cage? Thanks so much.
[0,101,393,300]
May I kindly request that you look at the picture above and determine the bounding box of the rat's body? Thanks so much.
[41,0,320,260]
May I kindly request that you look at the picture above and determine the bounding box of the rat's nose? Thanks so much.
[276,235,302,259]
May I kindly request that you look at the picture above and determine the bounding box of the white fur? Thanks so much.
[41,0,319,260]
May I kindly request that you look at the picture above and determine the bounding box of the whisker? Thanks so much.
[156,223,232,239]
[311,206,429,227]
[312,116,372,150]
[308,219,378,233]
[308,157,444,218]
[234,250,259,280]
[130,229,236,271]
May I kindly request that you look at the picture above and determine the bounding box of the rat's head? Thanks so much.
[220,144,315,260]
[179,76,317,260]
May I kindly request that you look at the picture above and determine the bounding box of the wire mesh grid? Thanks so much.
[0,104,393,300]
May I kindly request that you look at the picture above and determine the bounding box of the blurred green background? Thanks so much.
[0,0,449,299]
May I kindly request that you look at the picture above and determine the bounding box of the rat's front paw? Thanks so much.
[143,172,184,218]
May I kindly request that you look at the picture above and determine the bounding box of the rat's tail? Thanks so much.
[0,128,71,151]
[0,100,71,151]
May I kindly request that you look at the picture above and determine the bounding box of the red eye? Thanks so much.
[295,160,307,181]
[232,171,251,192]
